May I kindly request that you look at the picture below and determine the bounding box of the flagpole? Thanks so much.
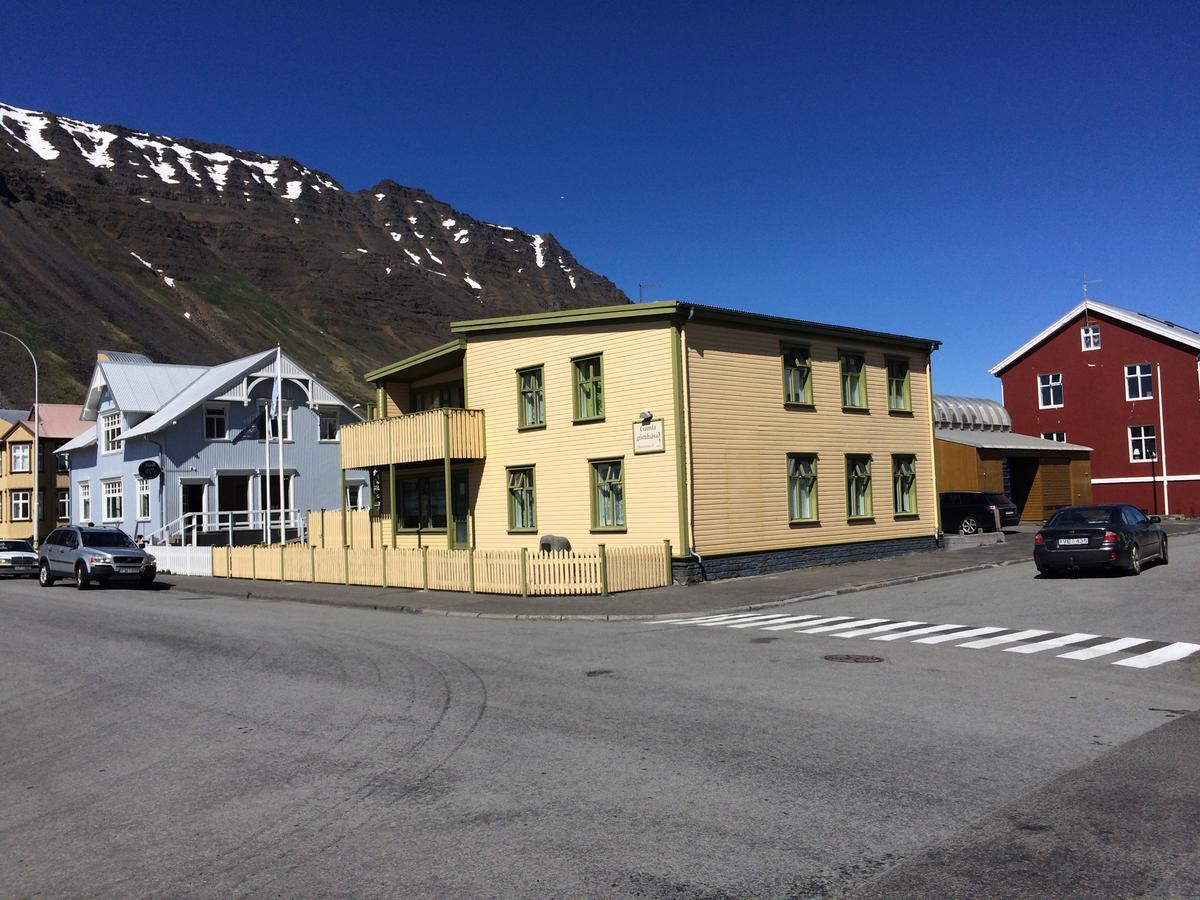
[276,345,286,543]
[262,399,271,544]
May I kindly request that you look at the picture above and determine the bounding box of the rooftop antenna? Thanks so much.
[1082,275,1102,302]
[638,282,660,303]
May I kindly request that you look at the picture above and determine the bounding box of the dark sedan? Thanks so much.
[1034,504,1168,576]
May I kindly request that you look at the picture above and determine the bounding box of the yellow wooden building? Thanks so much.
[340,302,941,580]
[0,405,88,543]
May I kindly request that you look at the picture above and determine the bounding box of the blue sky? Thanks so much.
[4,1,1196,398]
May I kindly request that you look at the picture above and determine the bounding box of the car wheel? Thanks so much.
[1160,537,1168,566]
[1127,545,1141,576]
[75,563,91,591]
[958,516,980,535]
[139,573,155,589]
[38,561,55,587]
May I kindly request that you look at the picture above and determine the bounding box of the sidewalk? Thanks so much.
[159,520,1200,621]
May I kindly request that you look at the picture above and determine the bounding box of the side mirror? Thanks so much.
[1149,515,1162,523]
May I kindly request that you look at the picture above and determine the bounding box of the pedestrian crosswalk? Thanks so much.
[650,611,1200,670]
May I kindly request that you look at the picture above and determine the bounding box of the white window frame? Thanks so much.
[102,478,123,522]
[101,411,122,455]
[1080,324,1100,351]
[259,399,293,442]
[57,490,70,520]
[318,409,340,442]
[1124,363,1153,401]
[11,442,31,473]
[1041,432,1066,443]
[11,490,31,522]
[1037,373,1063,409]
[79,481,91,523]
[204,404,229,441]
[1128,425,1157,464]
[136,477,151,522]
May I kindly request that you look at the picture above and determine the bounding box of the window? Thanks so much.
[787,454,818,522]
[319,410,340,442]
[101,411,122,454]
[782,346,813,406]
[892,455,917,515]
[413,383,462,411]
[591,459,625,530]
[573,355,604,421]
[11,443,30,473]
[56,452,69,473]
[11,490,30,522]
[845,456,872,519]
[136,478,151,521]
[1129,425,1157,463]
[1081,324,1101,350]
[346,483,366,510]
[57,490,70,520]
[102,479,123,522]
[517,367,545,428]
[79,482,91,522]
[886,359,911,412]
[840,353,867,409]
[260,400,293,440]
[1037,373,1063,409]
[204,405,228,441]
[1041,432,1067,443]
[397,476,447,530]
[1125,363,1153,401]
[506,467,537,531]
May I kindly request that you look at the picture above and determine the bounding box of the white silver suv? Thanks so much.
[39,526,157,590]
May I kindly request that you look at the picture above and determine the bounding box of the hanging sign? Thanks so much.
[137,460,163,480]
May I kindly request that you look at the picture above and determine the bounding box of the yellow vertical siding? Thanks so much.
[685,321,937,555]
[465,321,680,550]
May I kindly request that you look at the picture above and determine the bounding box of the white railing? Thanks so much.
[145,508,306,547]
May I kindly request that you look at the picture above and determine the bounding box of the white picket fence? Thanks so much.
[149,545,214,576]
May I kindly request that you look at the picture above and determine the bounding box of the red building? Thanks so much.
[991,300,1200,518]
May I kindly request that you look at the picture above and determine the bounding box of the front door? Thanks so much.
[450,471,470,548]
[217,475,250,528]
[182,483,205,541]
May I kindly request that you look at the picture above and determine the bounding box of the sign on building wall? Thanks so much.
[632,419,665,454]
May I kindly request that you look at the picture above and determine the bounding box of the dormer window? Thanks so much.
[1081,324,1100,350]
[101,412,122,454]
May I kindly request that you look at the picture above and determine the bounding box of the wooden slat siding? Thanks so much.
[386,548,426,588]
[312,548,344,583]
[465,321,680,551]
[307,509,373,548]
[607,543,670,591]
[1038,458,1072,518]
[212,546,228,576]
[229,547,256,579]
[282,544,311,581]
[346,548,384,586]
[473,549,524,594]
[527,549,602,595]
[427,549,471,591]
[686,322,937,554]
[339,409,485,469]
[934,440,984,491]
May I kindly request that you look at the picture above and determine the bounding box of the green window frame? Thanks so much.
[517,366,545,429]
[845,455,873,519]
[506,466,537,531]
[590,458,625,530]
[397,475,447,531]
[782,345,813,406]
[887,358,911,412]
[892,455,917,516]
[573,354,604,422]
[840,352,867,409]
[787,454,819,522]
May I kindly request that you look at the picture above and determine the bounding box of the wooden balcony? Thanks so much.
[340,408,486,469]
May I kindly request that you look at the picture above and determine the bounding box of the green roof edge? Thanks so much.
[364,339,466,383]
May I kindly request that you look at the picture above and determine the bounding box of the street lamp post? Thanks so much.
[0,331,39,548]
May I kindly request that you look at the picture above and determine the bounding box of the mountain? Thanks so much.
[0,101,628,406]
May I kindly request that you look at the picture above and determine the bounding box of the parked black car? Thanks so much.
[939,491,1020,535]
[38,526,157,590]
[1034,504,1168,576]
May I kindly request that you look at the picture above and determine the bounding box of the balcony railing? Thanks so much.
[340,408,486,469]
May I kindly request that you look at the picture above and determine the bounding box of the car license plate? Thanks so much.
[1058,538,1088,546]
[117,566,141,574]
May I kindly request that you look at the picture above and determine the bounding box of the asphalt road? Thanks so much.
[2,537,1197,898]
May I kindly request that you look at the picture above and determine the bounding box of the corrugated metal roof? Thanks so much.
[98,361,207,413]
[934,427,1091,452]
[0,409,26,424]
[96,350,155,365]
[33,404,89,439]
[56,430,97,454]
[932,395,1011,431]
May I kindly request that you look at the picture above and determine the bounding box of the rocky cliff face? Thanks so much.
[0,101,628,405]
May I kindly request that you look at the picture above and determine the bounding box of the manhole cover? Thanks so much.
[823,654,884,664]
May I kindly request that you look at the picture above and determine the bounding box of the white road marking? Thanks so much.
[1114,642,1200,669]
[799,617,889,634]
[762,615,854,632]
[912,626,1008,644]
[1058,637,1150,660]
[651,613,746,625]
[694,613,795,627]
[833,621,926,638]
[729,614,821,629]
[871,623,967,641]
[1003,633,1100,654]
[957,629,1053,649]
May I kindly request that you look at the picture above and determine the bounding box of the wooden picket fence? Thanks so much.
[210,540,673,596]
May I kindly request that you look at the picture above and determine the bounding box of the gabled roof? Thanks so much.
[365,340,465,383]
[0,409,26,424]
[33,404,89,439]
[56,430,97,455]
[84,360,207,418]
[989,300,1200,375]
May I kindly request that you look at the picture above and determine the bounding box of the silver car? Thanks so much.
[0,539,38,578]
[38,526,157,590]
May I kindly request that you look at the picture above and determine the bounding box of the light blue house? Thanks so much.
[56,349,366,545]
